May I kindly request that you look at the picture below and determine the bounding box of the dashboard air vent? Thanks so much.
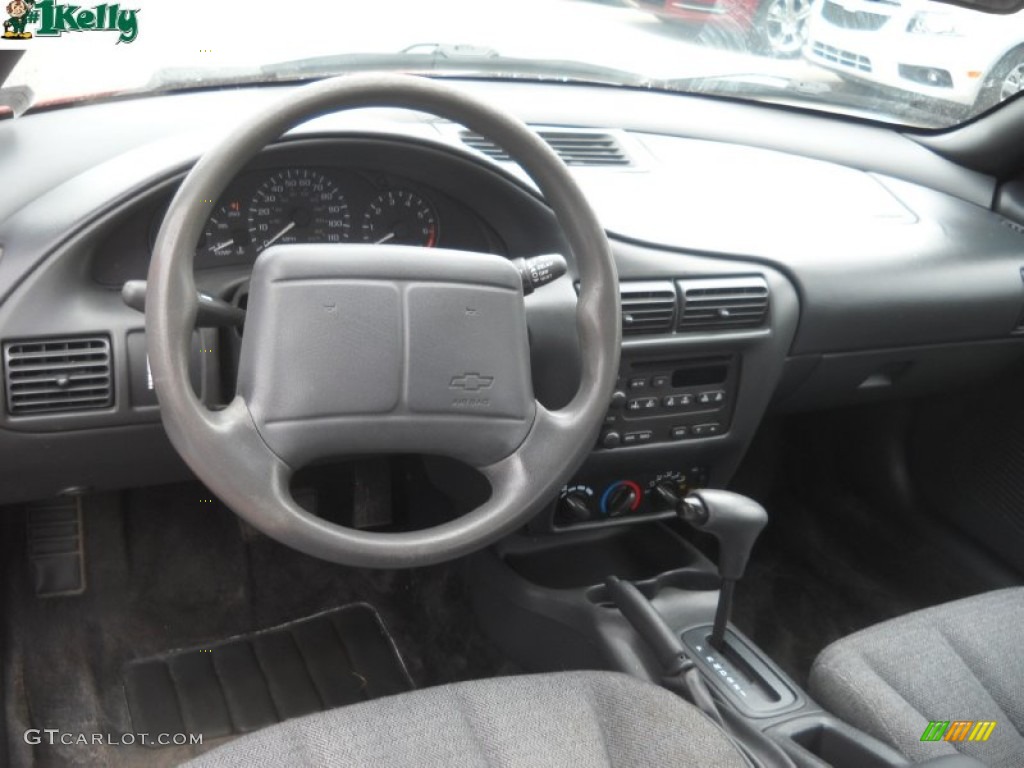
[4,336,113,415]
[620,281,677,335]
[461,130,630,166]
[678,277,769,332]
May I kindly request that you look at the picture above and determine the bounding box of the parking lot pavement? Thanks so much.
[8,0,836,104]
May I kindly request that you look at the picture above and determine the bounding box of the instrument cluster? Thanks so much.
[92,147,519,288]
[182,166,445,269]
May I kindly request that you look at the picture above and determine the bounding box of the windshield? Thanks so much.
[1,0,1021,128]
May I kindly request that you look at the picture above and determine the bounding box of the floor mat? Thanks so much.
[1,481,513,768]
[123,604,412,745]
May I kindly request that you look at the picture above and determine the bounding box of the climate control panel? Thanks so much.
[555,467,709,528]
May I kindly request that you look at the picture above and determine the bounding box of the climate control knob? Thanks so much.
[560,492,593,523]
[557,485,596,525]
[601,481,643,518]
[653,481,682,510]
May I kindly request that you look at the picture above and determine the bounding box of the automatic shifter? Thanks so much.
[656,486,768,650]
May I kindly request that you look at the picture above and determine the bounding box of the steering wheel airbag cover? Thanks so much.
[238,244,536,467]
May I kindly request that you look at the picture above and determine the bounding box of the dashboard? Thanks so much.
[1,79,1023,520]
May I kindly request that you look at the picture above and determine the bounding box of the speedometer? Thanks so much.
[246,169,351,252]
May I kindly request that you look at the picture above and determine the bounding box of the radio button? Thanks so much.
[628,397,659,411]
[692,423,722,437]
[663,393,694,409]
[697,390,726,406]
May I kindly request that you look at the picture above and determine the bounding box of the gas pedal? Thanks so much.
[26,497,86,597]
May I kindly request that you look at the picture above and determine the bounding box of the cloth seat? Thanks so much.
[809,587,1024,768]
[183,670,747,767]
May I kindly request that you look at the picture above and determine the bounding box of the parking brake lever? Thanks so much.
[122,280,246,328]
[604,575,723,727]
[605,576,790,768]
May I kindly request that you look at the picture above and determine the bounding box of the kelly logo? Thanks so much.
[920,721,997,743]
[2,0,139,43]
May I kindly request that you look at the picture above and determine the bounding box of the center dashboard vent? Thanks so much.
[620,281,677,335]
[461,129,630,166]
[3,336,113,416]
[678,277,769,332]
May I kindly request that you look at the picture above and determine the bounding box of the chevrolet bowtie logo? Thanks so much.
[449,373,495,392]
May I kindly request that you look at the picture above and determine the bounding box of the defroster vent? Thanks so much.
[4,336,113,415]
[462,129,630,166]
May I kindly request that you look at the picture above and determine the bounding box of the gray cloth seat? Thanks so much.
[809,587,1024,768]
[182,670,746,767]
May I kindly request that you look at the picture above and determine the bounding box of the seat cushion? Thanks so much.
[182,670,746,768]
[809,587,1024,768]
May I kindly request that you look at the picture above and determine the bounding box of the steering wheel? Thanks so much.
[146,74,620,568]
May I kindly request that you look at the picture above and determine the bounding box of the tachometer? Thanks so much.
[246,169,350,252]
[361,189,439,247]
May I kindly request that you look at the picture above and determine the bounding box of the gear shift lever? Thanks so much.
[657,486,768,650]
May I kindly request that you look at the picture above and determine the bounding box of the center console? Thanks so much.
[469,245,891,763]
[553,466,709,528]
[469,506,914,768]
[546,356,738,528]
[523,240,801,537]
[601,355,739,450]
[539,349,757,531]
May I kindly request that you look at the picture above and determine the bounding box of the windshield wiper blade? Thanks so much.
[664,72,831,96]
[258,47,658,89]
[139,46,658,96]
